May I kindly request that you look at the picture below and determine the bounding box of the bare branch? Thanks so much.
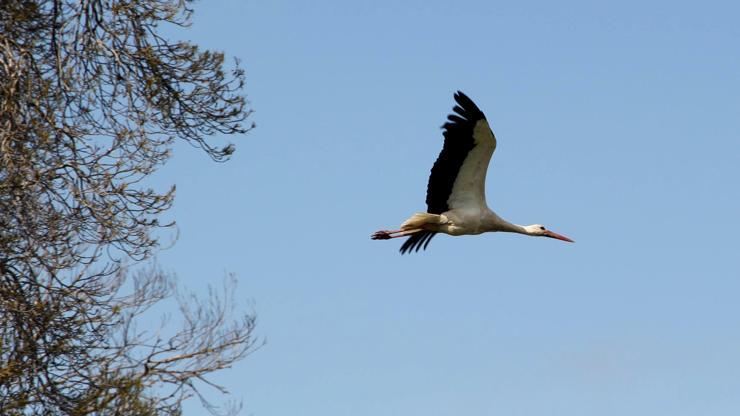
[0,1,255,414]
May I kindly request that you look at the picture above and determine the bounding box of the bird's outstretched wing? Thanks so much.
[425,91,497,214]
[400,92,496,254]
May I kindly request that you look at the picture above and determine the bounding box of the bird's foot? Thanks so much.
[371,230,393,240]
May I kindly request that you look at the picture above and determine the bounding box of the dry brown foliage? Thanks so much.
[0,1,257,414]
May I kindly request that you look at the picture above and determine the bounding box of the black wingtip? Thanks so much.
[454,90,471,104]
[452,91,485,120]
[399,231,437,255]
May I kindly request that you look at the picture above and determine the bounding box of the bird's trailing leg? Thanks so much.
[371,229,422,240]
[372,213,447,241]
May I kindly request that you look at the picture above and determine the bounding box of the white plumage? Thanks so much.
[372,91,573,254]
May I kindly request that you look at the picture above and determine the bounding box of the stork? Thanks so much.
[371,91,573,254]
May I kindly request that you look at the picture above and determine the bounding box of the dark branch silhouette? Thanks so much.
[0,1,257,414]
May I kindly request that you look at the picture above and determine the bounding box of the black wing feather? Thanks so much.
[400,231,437,255]
[425,91,486,214]
[400,92,486,255]
[422,232,436,250]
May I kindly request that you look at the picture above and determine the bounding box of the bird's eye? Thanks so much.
[539,226,545,230]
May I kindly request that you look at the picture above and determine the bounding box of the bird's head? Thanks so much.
[524,224,574,243]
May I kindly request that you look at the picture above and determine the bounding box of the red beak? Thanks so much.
[544,230,574,243]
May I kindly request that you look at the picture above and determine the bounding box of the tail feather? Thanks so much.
[400,213,445,231]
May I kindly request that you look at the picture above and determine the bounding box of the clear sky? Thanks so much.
[154,1,740,415]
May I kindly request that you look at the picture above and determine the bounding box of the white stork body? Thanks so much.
[372,91,573,254]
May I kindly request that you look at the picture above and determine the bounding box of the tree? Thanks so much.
[0,1,257,414]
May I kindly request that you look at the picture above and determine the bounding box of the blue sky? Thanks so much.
[154,1,740,415]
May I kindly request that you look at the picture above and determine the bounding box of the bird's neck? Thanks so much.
[483,211,530,234]
[501,222,530,235]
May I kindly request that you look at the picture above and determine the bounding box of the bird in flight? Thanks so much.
[372,91,574,254]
